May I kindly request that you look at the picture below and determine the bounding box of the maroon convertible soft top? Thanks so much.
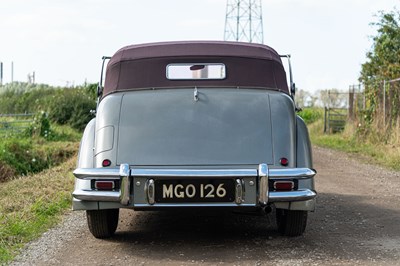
[103,41,289,97]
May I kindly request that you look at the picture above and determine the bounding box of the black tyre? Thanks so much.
[276,209,307,237]
[86,209,119,238]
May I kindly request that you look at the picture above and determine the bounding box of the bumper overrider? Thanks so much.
[73,163,316,209]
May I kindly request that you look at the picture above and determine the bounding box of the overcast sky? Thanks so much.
[0,0,398,92]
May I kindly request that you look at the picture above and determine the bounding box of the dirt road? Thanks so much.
[12,146,400,265]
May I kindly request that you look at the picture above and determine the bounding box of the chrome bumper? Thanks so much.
[72,163,316,207]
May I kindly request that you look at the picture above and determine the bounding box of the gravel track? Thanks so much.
[11,146,400,265]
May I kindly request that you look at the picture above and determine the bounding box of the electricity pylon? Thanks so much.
[224,0,264,44]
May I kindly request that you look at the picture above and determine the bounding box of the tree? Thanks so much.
[295,89,310,108]
[318,89,347,108]
[359,9,400,137]
[360,9,400,84]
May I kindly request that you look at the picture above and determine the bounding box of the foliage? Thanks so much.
[0,82,91,182]
[307,110,400,171]
[0,119,81,182]
[0,84,83,263]
[47,88,96,131]
[360,9,400,83]
[297,108,323,124]
[0,82,96,131]
[357,9,400,143]
[295,89,313,108]
[318,89,348,108]
[0,83,55,114]
[295,89,347,108]
[0,137,78,182]
[25,111,51,138]
[0,158,75,263]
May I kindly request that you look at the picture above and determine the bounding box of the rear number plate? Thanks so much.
[154,179,235,203]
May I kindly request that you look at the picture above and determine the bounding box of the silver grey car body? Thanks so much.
[72,41,316,238]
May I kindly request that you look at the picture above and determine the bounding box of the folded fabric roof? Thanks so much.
[103,41,289,97]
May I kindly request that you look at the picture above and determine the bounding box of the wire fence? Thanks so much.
[382,78,400,130]
[348,78,400,139]
[0,113,34,135]
[323,77,400,136]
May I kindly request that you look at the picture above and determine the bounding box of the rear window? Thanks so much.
[166,63,226,80]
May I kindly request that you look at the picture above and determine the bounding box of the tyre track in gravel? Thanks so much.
[11,146,400,265]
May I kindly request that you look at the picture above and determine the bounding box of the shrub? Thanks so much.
[48,88,96,131]
[0,83,96,131]
[297,108,323,124]
[0,139,42,176]
[0,83,55,114]
[25,111,52,138]
[0,138,78,182]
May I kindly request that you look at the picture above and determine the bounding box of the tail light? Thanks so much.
[279,157,289,166]
[102,159,112,167]
[274,181,294,191]
[95,181,115,190]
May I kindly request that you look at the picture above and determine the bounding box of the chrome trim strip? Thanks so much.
[269,168,316,179]
[145,179,155,205]
[258,163,268,206]
[134,203,256,208]
[73,168,120,179]
[119,164,131,205]
[269,189,317,202]
[72,189,120,202]
[73,167,315,180]
[235,178,243,204]
[131,168,257,177]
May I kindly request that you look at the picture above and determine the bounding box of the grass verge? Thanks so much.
[0,124,81,183]
[0,156,76,264]
[308,118,400,171]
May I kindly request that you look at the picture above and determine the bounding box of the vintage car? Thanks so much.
[72,41,316,238]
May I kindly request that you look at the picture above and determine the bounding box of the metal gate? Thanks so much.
[324,107,346,133]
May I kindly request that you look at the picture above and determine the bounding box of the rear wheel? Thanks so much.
[276,209,307,237]
[86,209,119,238]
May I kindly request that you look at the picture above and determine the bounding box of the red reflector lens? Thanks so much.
[274,181,294,191]
[102,159,112,167]
[95,181,115,190]
[280,157,289,166]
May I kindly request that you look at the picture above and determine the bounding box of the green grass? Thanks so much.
[307,115,400,171]
[297,107,323,124]
[0,83,92,263]
[49,124,82,142]
[0,157,76,263]
[0,122,81,262]
[0,123,81,182]
[0,138,78,181]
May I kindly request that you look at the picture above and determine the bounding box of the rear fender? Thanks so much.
[296,116,312,168]
[73,118,96,210]
[77,118,96,168]
[295,115,315,209]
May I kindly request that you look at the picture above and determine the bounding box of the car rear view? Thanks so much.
[72,41,317,238]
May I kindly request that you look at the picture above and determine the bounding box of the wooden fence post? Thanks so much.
[348,85,354,120]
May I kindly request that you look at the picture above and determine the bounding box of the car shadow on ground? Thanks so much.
[103,192,400,264]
